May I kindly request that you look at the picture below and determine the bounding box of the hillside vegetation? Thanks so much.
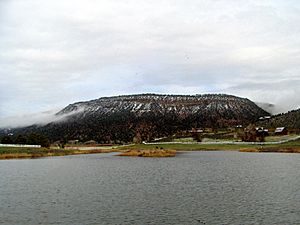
[259,108,300,128]
[3,94,269,143]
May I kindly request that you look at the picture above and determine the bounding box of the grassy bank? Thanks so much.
[0,147,115,160]
[117,140,300,153]
[117,143,253,151]
[1,139,300,160]
[250,139,300,153]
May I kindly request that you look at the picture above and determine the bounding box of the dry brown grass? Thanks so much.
[0,153,34,159]
[239,148,260,152]
[118,149,176,157]
[0,148,116,160]
[74,149,115,154]
[0,153,64,159]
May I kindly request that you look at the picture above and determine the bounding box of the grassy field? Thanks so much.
[251,139,300,153]
[157,134,299,144]
[1,138,300,159]
[117,139,300,153]
[118,143,255,151]
[265,134,299,142]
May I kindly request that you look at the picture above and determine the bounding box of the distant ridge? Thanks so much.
[8,93,269,143]
[259,108,300,128]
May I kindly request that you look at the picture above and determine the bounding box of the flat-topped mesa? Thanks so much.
[58,93,267,120]
[13,93,270,143]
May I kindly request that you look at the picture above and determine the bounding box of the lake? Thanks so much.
[0,151,299,225]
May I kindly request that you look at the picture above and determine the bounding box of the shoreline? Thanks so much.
[1,141,300,160]
[118,149,176,157]
[0,148,116,160]
[239,147,300,153]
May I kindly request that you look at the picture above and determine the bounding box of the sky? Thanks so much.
[1,0,300,127]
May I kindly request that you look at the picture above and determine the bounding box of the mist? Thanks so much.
[1,0,300,125]
[0,107,84,129]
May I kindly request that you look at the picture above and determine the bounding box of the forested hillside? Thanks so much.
[2,94,269,143]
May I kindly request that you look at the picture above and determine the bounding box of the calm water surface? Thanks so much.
[0,151,299,225]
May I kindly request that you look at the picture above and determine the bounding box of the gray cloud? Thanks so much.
[225,78,300,114]
[1,0,300,126]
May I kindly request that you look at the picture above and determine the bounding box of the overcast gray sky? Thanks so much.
[1,0,300,127]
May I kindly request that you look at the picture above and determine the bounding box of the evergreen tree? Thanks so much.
[15,134,27,144]
[1,136,14,144]
[27,133,50,148]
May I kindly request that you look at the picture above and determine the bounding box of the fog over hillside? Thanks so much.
[0,108,84,129]
[0,93,297,129]
[1,0,300,125]
[1,94,269,142]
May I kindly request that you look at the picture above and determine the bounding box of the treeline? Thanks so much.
[0,133,50,148]
[22,111,186,144]
[259,108,300,128]
[15,110,260,144]
[3,94,269,144]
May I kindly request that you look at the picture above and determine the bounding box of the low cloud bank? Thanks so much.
[0,89,299,129]
[0,107,84,129]
[225,79,300,115]
[1,0,300,120]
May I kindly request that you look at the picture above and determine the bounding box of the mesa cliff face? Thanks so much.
[11,94,270,143]
[58,94,267,120]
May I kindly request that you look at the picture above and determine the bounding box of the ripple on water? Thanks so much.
[0,151,299,225]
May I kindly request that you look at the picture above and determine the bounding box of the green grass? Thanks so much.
[117,143,252,151]
[257,139,300,147]
[117,139,300,152]
[1,138,299,159]
[265,134,298,142]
